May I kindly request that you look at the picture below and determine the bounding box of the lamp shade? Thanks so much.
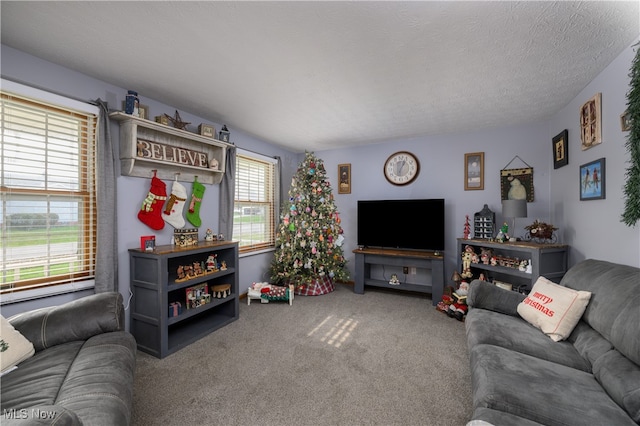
[502,199,528,218]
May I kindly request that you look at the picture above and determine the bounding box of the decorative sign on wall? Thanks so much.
[580,93,602,150]
[136,138,212,169]
[501,155,534,202]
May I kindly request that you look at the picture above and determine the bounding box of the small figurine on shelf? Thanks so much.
[193,261,203,276]
[206,254,218,273]
[205,228,215,242]
[220,260,227,271]
[461,245,475,279]
[518,259,529,272]
[183,264,194,279]
[496,222,509,242]
[480,247,493,265]
[177,265,186,281]
[389,274,401,285]
[463,215,471,240]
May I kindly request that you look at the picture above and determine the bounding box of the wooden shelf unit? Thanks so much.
[111,111,231,184]
[457,238,568,292]
[353,247,444,306]
[129,241,239,358]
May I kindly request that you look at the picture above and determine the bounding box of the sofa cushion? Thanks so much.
[467,280,526,315]
[517,277,591,341]
[593,349,640,423]
[470,344,637,426]
[55,331,136,426]
[9,292,125,352]
[466,308,591,371]
[567,320,613,367]
[0,341,84,411]
[0,315,35,374]
[559,259,640,365]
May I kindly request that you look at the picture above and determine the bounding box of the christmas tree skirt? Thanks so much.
[293,275,335,296]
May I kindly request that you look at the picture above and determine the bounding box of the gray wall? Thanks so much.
[2,38,638,319]
[548,38,640,267]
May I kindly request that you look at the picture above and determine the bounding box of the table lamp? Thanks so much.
[502,199,527,240]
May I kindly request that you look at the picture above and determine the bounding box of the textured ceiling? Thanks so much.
[1,1,638,153]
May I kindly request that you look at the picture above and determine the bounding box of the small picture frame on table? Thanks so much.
[552,129,568,169]
[140,235,155,251]
[579,158,605,201]
[338,163,351,194]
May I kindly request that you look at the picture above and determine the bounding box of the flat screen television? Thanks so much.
[357,199,445,252]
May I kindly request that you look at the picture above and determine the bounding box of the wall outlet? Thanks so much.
[410,267,417,275]
[403,266,409,275]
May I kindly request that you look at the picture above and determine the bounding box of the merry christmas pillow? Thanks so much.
[1,315,35,374]
[517,277,591,342]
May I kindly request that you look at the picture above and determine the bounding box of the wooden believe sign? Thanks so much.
[136,139,209,169]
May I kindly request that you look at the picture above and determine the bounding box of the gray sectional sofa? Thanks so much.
[465,259,639,425]
[1,292,136,425]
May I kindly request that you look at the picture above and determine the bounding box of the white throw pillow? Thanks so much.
[0,315,35,374]
[517,277,591,341]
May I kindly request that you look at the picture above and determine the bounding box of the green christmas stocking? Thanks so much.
[187,179,205,227]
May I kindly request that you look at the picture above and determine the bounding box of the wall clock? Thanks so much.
[384,151,420,185]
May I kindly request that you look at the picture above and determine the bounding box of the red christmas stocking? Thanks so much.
[186,179,205,227]
[138,174,167,230]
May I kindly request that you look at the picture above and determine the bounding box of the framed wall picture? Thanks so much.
[464,152,484,190]
[338,163,351,194]
[620,110,631,131]
[552,129,568,169]
[580,93,602,150]
[500,167,534,202]
[580,158,606,200]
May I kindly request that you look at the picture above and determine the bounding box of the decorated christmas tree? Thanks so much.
[271,152,349,295]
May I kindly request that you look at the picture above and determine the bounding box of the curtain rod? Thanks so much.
[1,75,100,106]
[235,145,279,161]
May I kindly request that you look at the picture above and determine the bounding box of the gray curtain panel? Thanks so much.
[219,146,236,240]
[94,99,118,293]
[275,156,282,228]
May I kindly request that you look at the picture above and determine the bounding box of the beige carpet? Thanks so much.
[132,283,472,426]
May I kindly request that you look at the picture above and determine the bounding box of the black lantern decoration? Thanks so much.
[474,204,495,239]
[219,125,230,142]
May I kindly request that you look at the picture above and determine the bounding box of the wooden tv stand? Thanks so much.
[353,247,444,305]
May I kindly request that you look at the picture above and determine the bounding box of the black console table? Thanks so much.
[353,248,444,305]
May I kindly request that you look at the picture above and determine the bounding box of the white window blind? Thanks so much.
[234,152,276,253]
[1,91,97,294]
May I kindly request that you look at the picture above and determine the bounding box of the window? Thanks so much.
[1,87,98,295]
[234,151,277,253]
